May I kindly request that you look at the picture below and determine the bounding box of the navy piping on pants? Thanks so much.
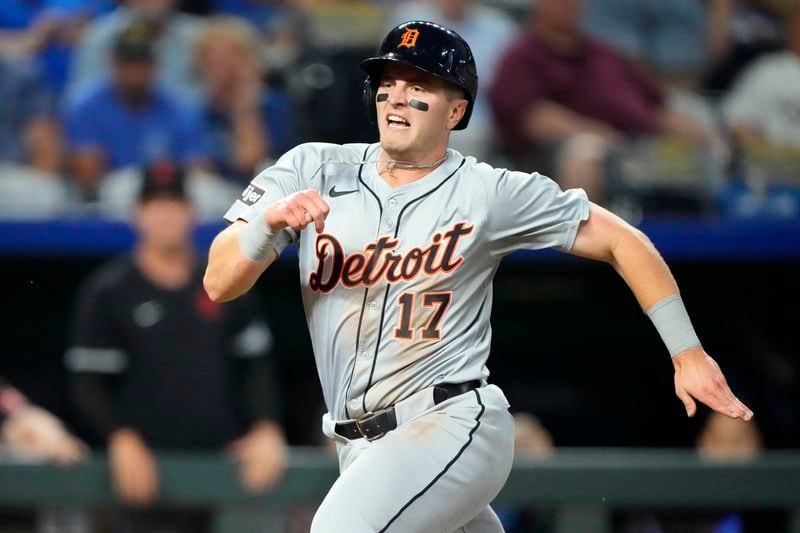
[378,388,486,532]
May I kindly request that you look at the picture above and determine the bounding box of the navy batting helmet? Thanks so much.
[360,20,478,130]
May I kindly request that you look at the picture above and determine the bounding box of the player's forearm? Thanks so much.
[605,225,708,359]
[578,208,705,358]
[204,222,274,302]
[573,205,679,310]
[608,227,680,312]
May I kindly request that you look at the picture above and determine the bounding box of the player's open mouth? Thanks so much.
[387,114,410,129]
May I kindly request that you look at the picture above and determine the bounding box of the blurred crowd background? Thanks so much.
[0,0,797,218]
[1,0,799,532]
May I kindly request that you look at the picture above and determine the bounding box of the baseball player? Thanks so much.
[205,21,753,533]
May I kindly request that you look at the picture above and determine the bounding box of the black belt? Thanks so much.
[335,381,481,441]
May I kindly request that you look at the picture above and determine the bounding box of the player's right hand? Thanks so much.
[265,189,330,233]
[108,428,159,507]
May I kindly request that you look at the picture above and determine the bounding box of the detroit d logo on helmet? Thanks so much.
[397,28,420,48]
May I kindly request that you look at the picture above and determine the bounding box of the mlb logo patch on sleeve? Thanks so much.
[239,183,266,206]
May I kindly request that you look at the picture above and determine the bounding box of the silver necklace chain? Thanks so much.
[376,153,448,172]
[311,153,449,180]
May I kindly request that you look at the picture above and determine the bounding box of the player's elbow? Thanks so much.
[626,224,655,251]
[204,257,262,303]
[204,227,246,302]
[203,267,236,303]
[203,270,226,303]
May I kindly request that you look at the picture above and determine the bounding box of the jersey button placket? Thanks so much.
[383,197,399,231]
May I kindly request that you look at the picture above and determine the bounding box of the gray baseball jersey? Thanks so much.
[224,142,589,423]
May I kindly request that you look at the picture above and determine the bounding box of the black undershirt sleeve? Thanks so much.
[237,355,282,425]
[226,294,283,428]
[66,277,127,442]
[70,373,124,440]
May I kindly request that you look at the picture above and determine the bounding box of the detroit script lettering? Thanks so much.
[309,222,474,293]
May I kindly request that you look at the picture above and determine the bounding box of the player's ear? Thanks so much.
[446,99,467,130]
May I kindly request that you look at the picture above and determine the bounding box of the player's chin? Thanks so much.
[380,130,414,150]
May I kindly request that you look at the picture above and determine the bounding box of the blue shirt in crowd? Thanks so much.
[63,80,210,170]
[0,0,114,94]
[0,58,53,163]
[203,89,291,182]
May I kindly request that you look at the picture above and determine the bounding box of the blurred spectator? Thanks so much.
[0,0,114,94]
[722,7,800,150]
[582,0,708,87]
[210,0,291,29]
[63,20,210,201]
[489,0,718,201]
[0,56,61,173]
[302,0,385,48]
[65,163,287,525]
[496,413,555,533]
[1,375,87,465]
[96,166,242,222]
[706,0,798,96]
[0,54,66,217]
[387,0,519,162]
[697,411,763,460]
[623,413,764,533]
[513,412,554,457]
[196,16,291,182]
[67,0,204,104]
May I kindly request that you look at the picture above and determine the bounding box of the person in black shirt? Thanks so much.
[66,162,287,518]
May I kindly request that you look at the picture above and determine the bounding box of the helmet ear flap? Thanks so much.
[362,76,378,125]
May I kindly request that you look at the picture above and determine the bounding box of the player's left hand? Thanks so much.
[672,348,754,421]
[227,420,288,493]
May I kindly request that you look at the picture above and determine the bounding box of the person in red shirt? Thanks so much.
[489,0,715,201]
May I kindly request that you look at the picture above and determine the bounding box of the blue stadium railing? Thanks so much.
[1,217,799,260]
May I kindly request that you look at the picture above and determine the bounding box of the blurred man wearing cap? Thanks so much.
[67,0,202,102]
[63,20,209,201]
[66,162,286,529]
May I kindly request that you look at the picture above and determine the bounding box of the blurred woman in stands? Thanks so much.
[196,16,291,183]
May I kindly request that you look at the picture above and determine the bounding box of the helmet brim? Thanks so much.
[360,55,440,83]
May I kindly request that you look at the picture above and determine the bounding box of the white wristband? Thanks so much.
[238,211,279,262]
[646,293,702,358]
